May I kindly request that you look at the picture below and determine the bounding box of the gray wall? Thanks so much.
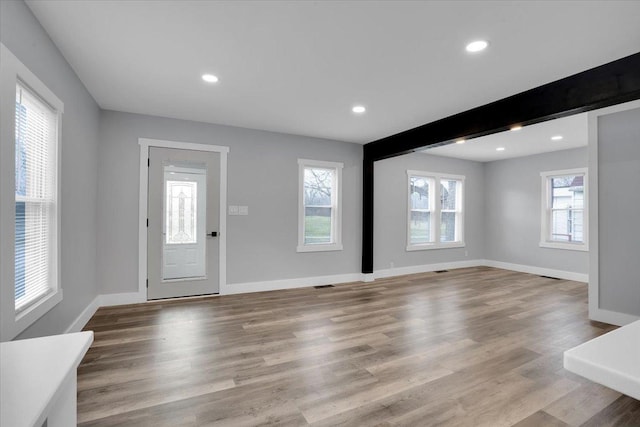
[484,148,588,274]
[98,111,362,294]
[597,107,640,316]
[374,153,485,270]
[1,0,101,338]
[0,0,602,337]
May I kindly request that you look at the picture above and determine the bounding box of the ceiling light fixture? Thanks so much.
[496,147,505,151]
[352,105,366,114]
[510,125,522,131]
[466,40,488,53]
[202,74,219,83]
[551,135,563,141]
[456,139,466,144]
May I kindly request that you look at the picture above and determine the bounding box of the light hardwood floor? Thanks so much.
[78,267,640,426]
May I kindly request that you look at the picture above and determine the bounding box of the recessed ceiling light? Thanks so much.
[456,139,466,144]
[202,74,219,83]
[551,135,563,141]
[496,147,505,151]
[352,105,366,114]
[510,125,522,131]
[466,40,488,53]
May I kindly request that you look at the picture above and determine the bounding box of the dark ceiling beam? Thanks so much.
[365,52,640,162]
[361,51,640,274]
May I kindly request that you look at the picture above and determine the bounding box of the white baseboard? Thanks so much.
[223,273,363,295]
[373,259,483,279]
[589,307,640,326]
[482,260,589,283]
[99,292,145,307]
[64,295,100,333]
[69,259,592,333]
[362,273,375,283]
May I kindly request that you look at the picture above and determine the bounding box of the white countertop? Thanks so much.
[1,331,93,427]
[564,320,640,400]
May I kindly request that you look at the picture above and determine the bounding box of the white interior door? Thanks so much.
[147,147,220,299]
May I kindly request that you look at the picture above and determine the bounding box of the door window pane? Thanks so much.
[166,181,197,244]
[162,167,207,280]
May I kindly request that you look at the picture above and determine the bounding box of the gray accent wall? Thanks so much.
[97,111,362,294]
[374,153,485,270]
[484,148,588,274]
[1,0,101,338]
[597,107,640,316]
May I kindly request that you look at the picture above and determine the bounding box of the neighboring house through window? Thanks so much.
[540,168,588,251]
[407,170,465,250]
[297,159,343,252]
[1,44,64,340]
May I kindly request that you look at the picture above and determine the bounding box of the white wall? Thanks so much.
[374,152,485,271]
[1,0,101,338]
[98,110,362,295]
[484,147,588,275]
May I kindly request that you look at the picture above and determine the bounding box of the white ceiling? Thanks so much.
[26,1,640,144]
[425,113,588,162]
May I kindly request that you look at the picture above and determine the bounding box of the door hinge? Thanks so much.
[146,218,149,227]
[146,279,148,288]
[147,158,150,167]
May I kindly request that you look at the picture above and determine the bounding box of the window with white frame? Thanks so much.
[297,159,343,252]
[14,83,59,311]
[540,168,588,251]
[407,171,464,250]
[1,44,64,340]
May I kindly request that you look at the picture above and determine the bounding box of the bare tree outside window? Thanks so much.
[304,167,334,244]
[407,171,464,249]
[409,177,431,244]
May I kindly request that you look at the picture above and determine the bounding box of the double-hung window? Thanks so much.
[14,82,59,311]
[540,168,588,251]
[1,44,63,340]
[297,159,343,252]
[407,171,464,250]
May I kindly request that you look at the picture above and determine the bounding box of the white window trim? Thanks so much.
[297,159,343,252]
[406,170,465,251]
[540,167,588,252]
[0,44,64,341]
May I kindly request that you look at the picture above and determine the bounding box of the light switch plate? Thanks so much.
[238,205,249,216]
[228,205,239,215]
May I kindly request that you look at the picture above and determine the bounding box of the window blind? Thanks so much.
[15,82,58,312]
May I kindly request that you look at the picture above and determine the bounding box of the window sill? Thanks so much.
[297,243,343,253]
[406,242,465,251]
[4,289,63,340]
[539,241,589,252]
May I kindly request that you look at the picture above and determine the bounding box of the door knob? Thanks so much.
[209,231,218,237]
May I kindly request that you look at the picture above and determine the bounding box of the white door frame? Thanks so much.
[587,99,640,326]
[138,138,228,300]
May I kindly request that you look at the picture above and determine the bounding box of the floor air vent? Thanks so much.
[434,270,449,273]
[314,284,335,289]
